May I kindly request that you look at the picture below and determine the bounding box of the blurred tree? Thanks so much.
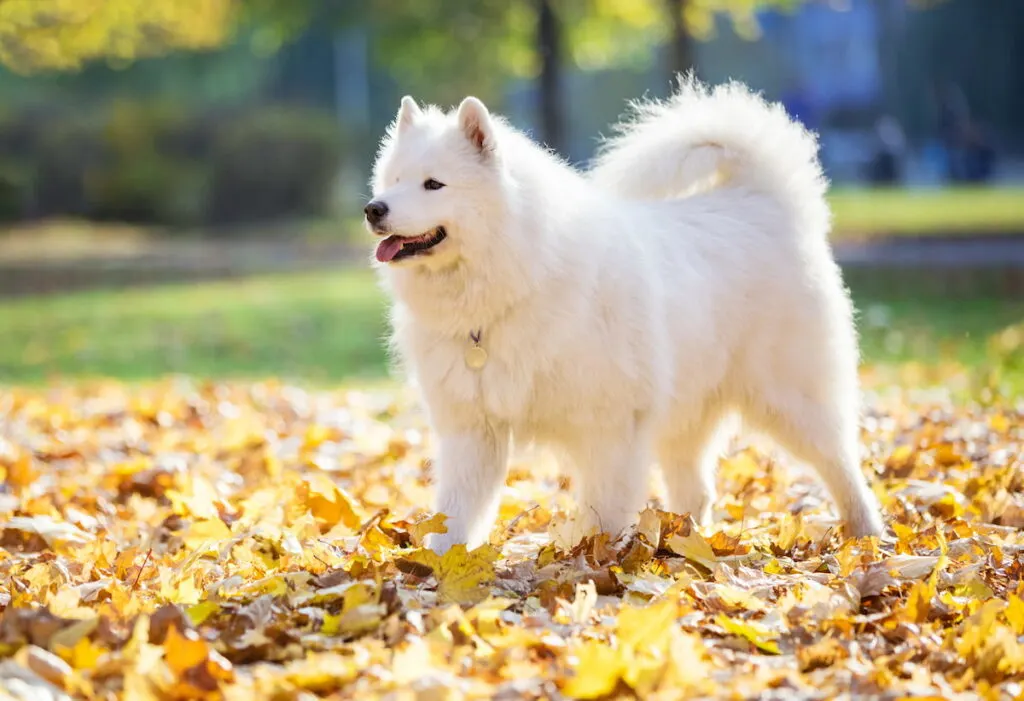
[537,0,563,150]
[0,0,827,152]
[0,0,235,72]
[665,0,695,80]
[549,0,805,149]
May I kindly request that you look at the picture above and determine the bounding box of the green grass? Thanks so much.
[2,267,1024,388]
[829,187,1024,240]
[856,295,1024,362]
[0,269,390,385]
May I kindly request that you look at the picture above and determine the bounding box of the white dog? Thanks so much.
[365,77,884,554]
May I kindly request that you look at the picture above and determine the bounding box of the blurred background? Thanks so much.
[0,0,1022,390]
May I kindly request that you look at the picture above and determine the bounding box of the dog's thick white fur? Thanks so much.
[367,77,885,554]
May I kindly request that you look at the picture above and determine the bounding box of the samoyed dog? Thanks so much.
[365,77,884,554]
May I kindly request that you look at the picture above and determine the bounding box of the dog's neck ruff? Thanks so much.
[465,329,487,369]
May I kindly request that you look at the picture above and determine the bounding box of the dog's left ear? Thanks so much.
[456,97,497,155]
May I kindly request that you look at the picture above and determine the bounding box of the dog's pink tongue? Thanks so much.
[375,236,404,262]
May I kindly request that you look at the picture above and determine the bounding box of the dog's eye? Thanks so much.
[423,178,445,191]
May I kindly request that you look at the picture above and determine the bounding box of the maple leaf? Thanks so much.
[299,473,365,532]
[402,544,500,605]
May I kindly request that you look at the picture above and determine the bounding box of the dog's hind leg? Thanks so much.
[743,388,884,539]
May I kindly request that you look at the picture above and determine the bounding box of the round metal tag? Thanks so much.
[465,345,488,369]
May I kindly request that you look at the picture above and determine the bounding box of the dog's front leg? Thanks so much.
[424,422,510,554]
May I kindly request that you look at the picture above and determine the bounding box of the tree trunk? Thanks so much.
[665,0,695,82]
[536,0,564,153]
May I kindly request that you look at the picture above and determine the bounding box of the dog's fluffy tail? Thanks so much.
[590,75,829,235]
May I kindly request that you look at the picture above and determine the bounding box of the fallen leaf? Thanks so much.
[563,640,622,699]
[163,626,209,675]
[403,544,500,605]
[716,614,781,654]
[665,523,718,570]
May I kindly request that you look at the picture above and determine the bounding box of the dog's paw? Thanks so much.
[843,509,886,540]
[423,530,461,555]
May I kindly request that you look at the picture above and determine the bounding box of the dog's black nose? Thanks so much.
[364,201,389,226]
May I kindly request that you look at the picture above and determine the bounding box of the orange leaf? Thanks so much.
[163,625,209,675]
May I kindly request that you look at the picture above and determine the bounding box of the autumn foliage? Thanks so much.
[0,0,234,72]
[1,380,1023,699]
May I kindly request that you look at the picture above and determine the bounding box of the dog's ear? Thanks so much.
[396,95,422,133]
[456,97,497,155]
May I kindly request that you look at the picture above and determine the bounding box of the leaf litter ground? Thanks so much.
[1,379,1023,700]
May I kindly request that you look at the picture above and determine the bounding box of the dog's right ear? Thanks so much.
[396,95,422,133]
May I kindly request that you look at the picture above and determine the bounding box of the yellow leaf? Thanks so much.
[537,543,559,568]
[716,614,780,654]
[6,453,37,490]
[665,525,718,570]
[467,597,514,639]
[185,601,220,626]
[235,574,290,598]
[566,580,598,625]
[956,599,1003,660]
[776,515,803,553]
[302,474,363,531]
[49,587,92,619]
[406,513,448,546]
[635,508,663,549]
[616,600,677,652]
[322,604,385,637]
[713,583,767,612]
[989,413,1010,433]
[168,477,222,520]
[563,640,623,699]
[954,578,994,601]
[1005,596,1024,635]
[163,575,201,605]
[665,631,711,689]
[391,638,435,685]
[892,522,916,552]
[163,626,208,675]
[359,523,400,560]
[404,544,499,606]
[183,518,231,548]
[903,579,932,623]
[284,652,359,692]
[56,636,105,671]
[302,423,335,450]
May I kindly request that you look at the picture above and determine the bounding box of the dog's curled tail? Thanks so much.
[590,75,829,234]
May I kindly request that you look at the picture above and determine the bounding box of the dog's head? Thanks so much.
[365,95,505,270]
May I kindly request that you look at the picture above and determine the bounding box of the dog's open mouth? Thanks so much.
[375,227,447,263]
